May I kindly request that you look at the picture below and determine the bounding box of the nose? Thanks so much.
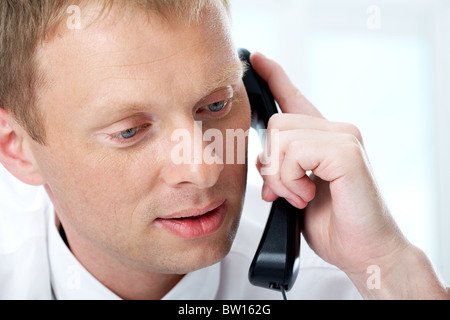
[161,121,225,189]
[162,161,224,189]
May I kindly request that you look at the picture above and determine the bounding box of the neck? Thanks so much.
[55,214,184,300]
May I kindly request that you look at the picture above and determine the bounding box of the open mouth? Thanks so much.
[153,200,227,239]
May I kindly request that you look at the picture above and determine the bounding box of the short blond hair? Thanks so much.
[0,0,230,144]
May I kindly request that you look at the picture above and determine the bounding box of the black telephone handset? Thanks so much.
[238,49,302,298]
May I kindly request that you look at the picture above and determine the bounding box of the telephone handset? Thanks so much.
[238,49,302,298]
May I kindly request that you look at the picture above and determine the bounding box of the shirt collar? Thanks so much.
[47,204,221,300]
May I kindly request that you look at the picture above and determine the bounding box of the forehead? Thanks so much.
[37,2,239,113]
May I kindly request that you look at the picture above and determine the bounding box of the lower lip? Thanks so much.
[154,201,227,239]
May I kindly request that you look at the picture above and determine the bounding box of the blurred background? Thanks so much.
[231,0,450,284]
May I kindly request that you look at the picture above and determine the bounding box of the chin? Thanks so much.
[146,217,240,275]
[145,200,242,274]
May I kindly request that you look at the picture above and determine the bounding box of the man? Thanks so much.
[0,0,447,300]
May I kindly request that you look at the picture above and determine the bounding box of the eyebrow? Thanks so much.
[197,59,248,96]
[88,59,247,123]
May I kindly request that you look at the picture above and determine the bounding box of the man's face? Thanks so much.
[29,4,251,274]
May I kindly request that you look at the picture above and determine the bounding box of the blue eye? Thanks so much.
[207,100,228,112]
[120,127,138,139]
[115,124,151,141]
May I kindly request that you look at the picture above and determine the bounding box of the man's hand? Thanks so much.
[250,52,449,300]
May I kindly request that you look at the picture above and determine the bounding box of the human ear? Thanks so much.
[0,108,45,186]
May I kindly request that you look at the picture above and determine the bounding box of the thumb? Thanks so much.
[250,52,324,119]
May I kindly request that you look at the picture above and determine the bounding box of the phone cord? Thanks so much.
[281,286,288,300]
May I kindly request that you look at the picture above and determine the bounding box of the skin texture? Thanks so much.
[0,2,447,300]
[26,4,249,299]
[251,52,449,300]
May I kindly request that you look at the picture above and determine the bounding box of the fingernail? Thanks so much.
[285,196,296,206]
[286,196,307,209]
[253,51,267,60]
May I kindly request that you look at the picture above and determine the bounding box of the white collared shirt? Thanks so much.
[0,166,361,300]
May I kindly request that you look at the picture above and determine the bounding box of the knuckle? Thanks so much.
[291,87,304,100]
[267,113,284,130]
[278,87,303,107]
[283,140,301,159]
[342,123,363,144]
[343,135,365,160]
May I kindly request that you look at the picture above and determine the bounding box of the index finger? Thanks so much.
[250,52,325,119]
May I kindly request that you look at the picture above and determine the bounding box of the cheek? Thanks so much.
[39,140,162,229]
[219,99,252,192]
[225,99,251,164]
